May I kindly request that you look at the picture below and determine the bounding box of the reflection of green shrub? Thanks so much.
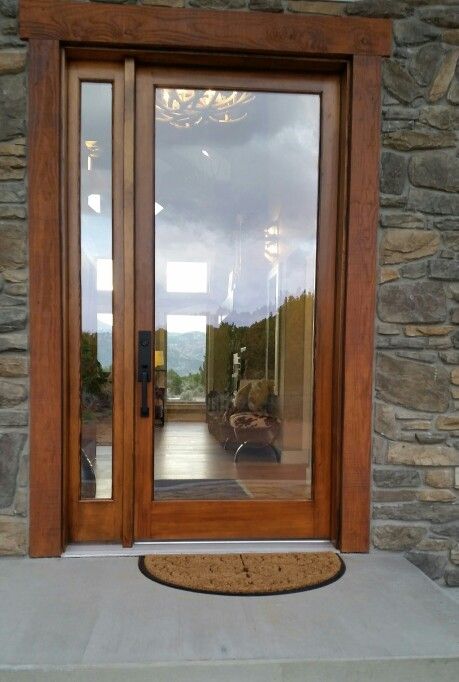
[167,367,205,401]
[81,332,109,396]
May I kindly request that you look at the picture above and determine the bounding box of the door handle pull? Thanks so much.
[138,331,152,418]
[140,370,149,418]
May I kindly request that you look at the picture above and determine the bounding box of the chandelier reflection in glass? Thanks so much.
[156,88,255,128]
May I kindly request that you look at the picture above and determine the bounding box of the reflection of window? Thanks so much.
[166,314,206,403]
[96,258,113,291]
[166,261,208,293]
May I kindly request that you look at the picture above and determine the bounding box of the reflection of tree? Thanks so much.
[211,291,314,394]
[167,367,206,402]
[80,332,111,419]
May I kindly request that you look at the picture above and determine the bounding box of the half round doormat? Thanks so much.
[138,552,345,596]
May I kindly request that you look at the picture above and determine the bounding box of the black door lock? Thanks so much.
[138,331,151,417]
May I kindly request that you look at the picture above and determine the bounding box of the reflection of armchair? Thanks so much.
[207,380,281,462]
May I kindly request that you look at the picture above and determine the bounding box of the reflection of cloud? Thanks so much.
[155,92,319,318]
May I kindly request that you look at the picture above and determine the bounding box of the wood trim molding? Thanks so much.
[28,39,63,557]
[339,55,381,552]
[19,0,391,57]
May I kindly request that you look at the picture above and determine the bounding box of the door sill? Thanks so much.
[62,539,335,557]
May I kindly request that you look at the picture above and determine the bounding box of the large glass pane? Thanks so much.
[79,82,113,500]
[154,88,319,501]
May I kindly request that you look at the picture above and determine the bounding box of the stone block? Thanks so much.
[346,0,410,18]
[388,442,459,466]
[374,489,417,502]
[432,522,459,541]
[417,537,451,551]
[382,60,422,103]
[400,261,427,279]
[0,378,27,406]
[372,525,426,550]
[425,468,454,488]
[383,129,456,151]
[419,106,456,130]
[428,49,459,101]
[189,0,246,7]
[0,73,25,141]
[140,0,185,6]
[379,266,400,283]
[443,232,459,251]
[397,351,437,363]
[445,567,459,586]
[0,308,27,333]
[380,212,425,229]
[249,0,283,10]
[378,281,446,323]
[447,72,459,103]
[409,152,459,193]
[436,414,459,430]
[452,367,459,385]
[0,332,27,351]
[434,217,459,231]
[409,43,445,86]
[0,431,25,508]
[0,48,25,76]
[380,151,407,195]
[0,355,28,377]
[0,516,26,555]
[417,489,456,502]
[286,1,346,15]
[0,226,26,269]
[407,187,459,215]
[404,325,453,337]
[374,502,459,523]
[374,403,399,439]
[0,409,28,426]
[373,467,421,488]
[405,550,448,580]
[393,17,440,46]
[377,322,400,335]
[429,259,459,281]
[380,229,439,264]
[373,434,388,464]
[0,181,25,203]
[420,7,459,28]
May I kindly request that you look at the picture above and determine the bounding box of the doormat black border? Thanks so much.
[138,553,346,597]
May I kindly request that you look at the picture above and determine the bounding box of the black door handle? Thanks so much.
[138,331,151,418]
[140,370,149,417]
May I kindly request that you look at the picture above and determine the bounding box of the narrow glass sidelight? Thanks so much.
[79,82,114,500]
[153,88,320,502]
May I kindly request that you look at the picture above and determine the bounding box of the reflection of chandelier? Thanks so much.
[264,223,279,263]
[156,89,255,128]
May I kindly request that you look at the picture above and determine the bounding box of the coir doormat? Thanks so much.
[138,552,345,596]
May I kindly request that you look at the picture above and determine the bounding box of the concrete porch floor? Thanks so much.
[0,553,458,681]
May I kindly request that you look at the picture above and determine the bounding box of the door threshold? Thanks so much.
[63,539,336,558]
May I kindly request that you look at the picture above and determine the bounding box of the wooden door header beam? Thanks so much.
[19,0,391,57]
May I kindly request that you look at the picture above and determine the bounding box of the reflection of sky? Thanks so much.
[80,83,113,334]
[155,90,320,331]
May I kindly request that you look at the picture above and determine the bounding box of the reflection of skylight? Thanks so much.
[97,313,113,328]
[166,261,208,293]
[88,193,101,213]
[167,314,206,334]
[96,259,113,291]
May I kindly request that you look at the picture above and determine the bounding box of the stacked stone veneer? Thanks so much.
[0,0,28,555]
[0,0,458,585]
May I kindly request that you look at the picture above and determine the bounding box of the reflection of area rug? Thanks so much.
[139,552,345,596]
[154,479,250,500]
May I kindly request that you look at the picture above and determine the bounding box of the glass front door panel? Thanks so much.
[153,87,320,501]
[79,82,114,500]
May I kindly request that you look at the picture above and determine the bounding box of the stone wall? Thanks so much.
[0,0,458,585]
[0,0,28,555]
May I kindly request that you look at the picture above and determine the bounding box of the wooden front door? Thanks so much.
[133,65,340,541]
[66,58,341,543]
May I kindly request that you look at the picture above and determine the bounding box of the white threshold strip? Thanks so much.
[63,539,335,558]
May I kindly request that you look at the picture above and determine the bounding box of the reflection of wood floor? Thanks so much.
[154,421,311,501]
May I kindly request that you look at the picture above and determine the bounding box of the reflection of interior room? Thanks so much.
[153,88,320,501]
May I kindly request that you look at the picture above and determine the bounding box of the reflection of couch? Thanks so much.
[207,380,281,463]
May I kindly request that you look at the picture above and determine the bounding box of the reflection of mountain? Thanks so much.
[168,332,205,377]
[97,332,112,371]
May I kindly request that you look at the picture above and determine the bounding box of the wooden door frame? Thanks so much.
[20,0,391,557]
